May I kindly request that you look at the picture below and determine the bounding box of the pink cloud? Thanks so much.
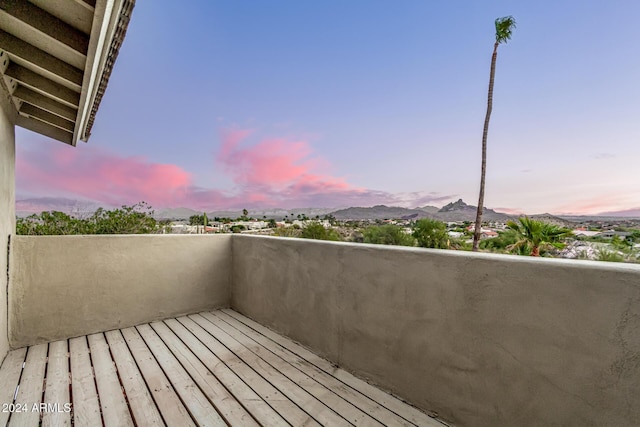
[217,129,351,190]
[16,128,456,211]
[17,145,192,207]
[493,207,524,215]
[12,131,363,210]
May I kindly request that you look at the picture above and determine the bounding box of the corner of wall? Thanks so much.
[0,92,16,362]
[229,234,237,309]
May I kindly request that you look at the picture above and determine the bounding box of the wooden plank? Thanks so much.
[69,336,102,427]
[104,330,164,427]
[222,309,444,427]
[176,316,318,427]
[9,343,48,426]
[0,348,27,427]
[149,321,259,426]
[204,311,381,426]
[214,311,413,427]
[120,327,196,427]
[135,324,226,427]
[42,340,71,427]
[190,314,350,426]
[87,333,134,427]
[163,319,288,426]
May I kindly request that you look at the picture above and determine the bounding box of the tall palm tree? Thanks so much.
[472,16,516,251]
[506,217,572,257]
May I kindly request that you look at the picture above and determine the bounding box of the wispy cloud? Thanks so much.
[16,128,455,211]
[493,207,523,215]
[592,152,616,160]
[551,194,636,216]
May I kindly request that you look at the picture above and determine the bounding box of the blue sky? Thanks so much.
[16,0,640,215]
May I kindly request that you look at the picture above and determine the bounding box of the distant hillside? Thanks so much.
[330,205,432,220]
[155,207,199,219]
[330,200,515,222]
[433,199,513,222]
[416,205,440,214]
[529,214,576,228]
[16,197,103,217]
[155,207,337,220]
[595,207,640,217]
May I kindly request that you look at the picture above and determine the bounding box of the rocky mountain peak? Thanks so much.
[439,199,471,212]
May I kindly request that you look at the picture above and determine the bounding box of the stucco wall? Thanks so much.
[232,235,640,427]
[9,235,232,347]
[0,93,15,363]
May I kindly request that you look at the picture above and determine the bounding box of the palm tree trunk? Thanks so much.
[472,42,499,252]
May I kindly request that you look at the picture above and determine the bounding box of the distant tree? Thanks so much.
[480,229,529,255]
[363,225,415,246]
[505,217,572,256]
[242,208,249,218]
[17,202,161,235]
[203,212,208,227]
[189,214,204,226]
[90,202,159,234]
[323,214,336,225]
[473,16,517,252]
[413,219,450,249]
[267,219,277,228]
[231,224,246,233]
[301,222,341,241]
[17,211,90,235]
[273,226,302,238]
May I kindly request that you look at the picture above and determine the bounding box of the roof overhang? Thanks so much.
[0,0,134,146]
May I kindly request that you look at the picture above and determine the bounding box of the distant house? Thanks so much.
[597,230,632,241]
[572,229,601,237]
[481,230,499,239]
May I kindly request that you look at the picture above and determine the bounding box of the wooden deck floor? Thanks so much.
[0,309,446,427]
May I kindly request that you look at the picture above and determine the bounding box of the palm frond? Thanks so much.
[495,16,516,44]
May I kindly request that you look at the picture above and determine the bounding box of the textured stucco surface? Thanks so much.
[232,235,640,427]
[0,94,15,363]
[9,235,232,347]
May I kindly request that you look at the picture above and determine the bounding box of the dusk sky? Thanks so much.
[15,1,640,215]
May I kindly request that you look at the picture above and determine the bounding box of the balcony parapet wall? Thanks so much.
[8,233,640,426]
[232,235,640,427]
[9,235,232,348]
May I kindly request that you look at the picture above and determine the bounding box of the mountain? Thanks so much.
[155,207,338,220]
[155,207,199,219]
[434,199,513,222]
[595,207,640,218]
[329,200,519,221]
[16,197,103,217]
[330,205,432,220]
[416,205,439,214]
[529,213,576,228]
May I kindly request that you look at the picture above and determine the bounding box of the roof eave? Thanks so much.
[73,0,134,146]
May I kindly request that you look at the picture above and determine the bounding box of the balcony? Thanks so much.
[2,234,640,426]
